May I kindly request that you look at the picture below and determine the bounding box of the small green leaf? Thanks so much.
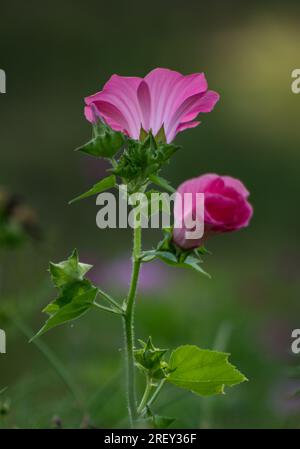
[152,414,175,429]
[149,174,175,193]
[167,345,247,396]
[69,175,116,204]
[31,250,98,341]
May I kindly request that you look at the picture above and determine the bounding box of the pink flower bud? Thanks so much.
[173,174,253,250]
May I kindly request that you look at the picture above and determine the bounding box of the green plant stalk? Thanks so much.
[123,221,141,427]
[145,378,166,411]
[137,375,152,415]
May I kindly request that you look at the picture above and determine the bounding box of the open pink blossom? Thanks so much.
[84,68,220,143]
[173,174,253,250]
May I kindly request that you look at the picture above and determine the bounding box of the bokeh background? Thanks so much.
[1,0,300,428]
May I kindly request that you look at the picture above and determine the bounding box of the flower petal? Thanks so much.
[85,74,143,139]
[166,90,220,141]
[144,68,208,138]
[90,100,130,133]
[175,120,200,134]
[137,80,151,132]
[222,176,250,198]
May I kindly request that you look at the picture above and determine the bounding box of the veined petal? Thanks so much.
[144,68,208,137]
[166,90,220,142]
[137,80,151,131]
[85,74,143,139]
[84,68,220,142]
[175,120,200,134]
[91,100,130,133]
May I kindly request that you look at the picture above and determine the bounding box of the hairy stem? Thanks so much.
[123,222,141,427]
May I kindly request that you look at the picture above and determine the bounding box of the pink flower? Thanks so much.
[84,68,220,143]
[173,174,253,250]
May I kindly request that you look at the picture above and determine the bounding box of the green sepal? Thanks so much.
[166,345,247,397]
[139,125,167,145]
[141,229,211,278]
[149,174,175,194]
[30,250,98,341]
[145,407,175,429]
[112,133,179,193]
[134,337,168,379]
[154,125,167,144]
[48,249,92,288]
[69,174,116,204]
[76,120,125,159]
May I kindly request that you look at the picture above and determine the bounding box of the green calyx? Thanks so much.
[76,120,125,159]
[112,132,179,194]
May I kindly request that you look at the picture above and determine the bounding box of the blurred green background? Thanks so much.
[1,0,300,428]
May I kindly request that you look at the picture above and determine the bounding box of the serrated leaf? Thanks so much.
[149,174,175,194]
[30,250,97,341]
[167,345,247,396]
[33,286,97,340]
[69,175,116,204]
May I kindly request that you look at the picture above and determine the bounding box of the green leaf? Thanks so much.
[152,414,175,429]
[149,174,175,193]
[30,250,98,341]
[69,175,116,204]
[166,345,247,396]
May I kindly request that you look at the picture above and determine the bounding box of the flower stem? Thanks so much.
[123,221,141,427]
[145,378,166,411]
[137,375,153,415]
[97,287,123,312]
[93,301,123,315]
